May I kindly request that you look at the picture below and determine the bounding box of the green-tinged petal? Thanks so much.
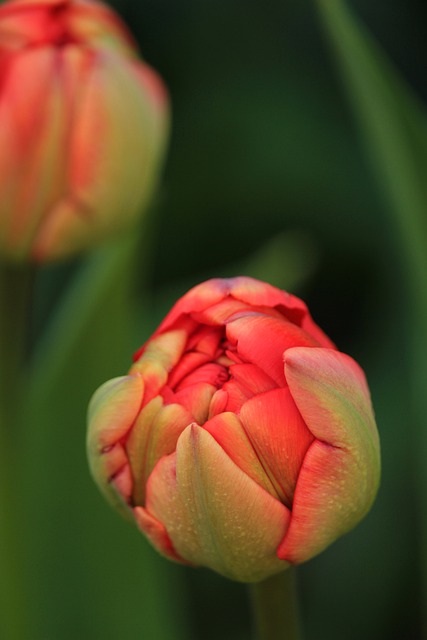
[67,50,167,227]
[126,399,192,505]
[34,47,168,260]
[87,374,143,521]
[285,347,379,447]
[133,506,188,564]
[145,424,290,582]
[278,347,380,563]
[130,330,187,404]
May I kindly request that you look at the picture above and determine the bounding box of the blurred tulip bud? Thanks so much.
[0,0,169,262]
[87,277,380,583]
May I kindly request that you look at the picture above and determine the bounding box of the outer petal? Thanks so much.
[133,507,187,564]
[130,330,187,404]
[69,0,138,54]
[228,276,336,347]
[136,277,334,354]
[278,347,380,563]
[229,276,308,323]
[144,424,290,582]
[35,47,168,261]
[0,1,137,53]
[125,398,192,506]
[147,277,304,338]
[87,374,143,521]
[148,279,231,338]
[0,47,66,259]
[191,297,285,326]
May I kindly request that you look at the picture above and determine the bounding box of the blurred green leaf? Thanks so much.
[316,0,427,304]
[316,0,427,633]
[23,236,191,640]
[29,236,137,405]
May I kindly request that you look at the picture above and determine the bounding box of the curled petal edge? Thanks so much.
[278,347,380,564]
[87,374,143,522]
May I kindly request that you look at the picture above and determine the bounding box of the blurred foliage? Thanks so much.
[12,0,427,639]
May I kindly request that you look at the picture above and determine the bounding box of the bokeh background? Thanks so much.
[20,0,427,638]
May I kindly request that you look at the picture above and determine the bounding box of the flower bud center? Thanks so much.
[161,322,275,424]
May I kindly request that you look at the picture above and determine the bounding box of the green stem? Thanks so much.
[0,262,34,640]
[249,570,302,640]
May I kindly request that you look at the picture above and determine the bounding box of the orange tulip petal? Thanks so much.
[228,363,278,395]
[173,382,217,424]
[239,388,314,507]
[226,314,319,385]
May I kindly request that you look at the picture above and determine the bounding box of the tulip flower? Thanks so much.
[87,277,380,583]
[0,0,168,262]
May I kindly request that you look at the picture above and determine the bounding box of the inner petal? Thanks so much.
[191,297,253,325]
[239,387,314,508]
[229,363,278,395]
[186,325,224,357]
[175,362,229,391]
[203,412,279,498]
[167,351,211,389]
[226,313,319,386]
[221,378,252,413]
[173,382,218,424]
[219,363,279,413]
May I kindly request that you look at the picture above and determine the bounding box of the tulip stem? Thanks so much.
[249,570,302,640]
[0,263,34,640]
